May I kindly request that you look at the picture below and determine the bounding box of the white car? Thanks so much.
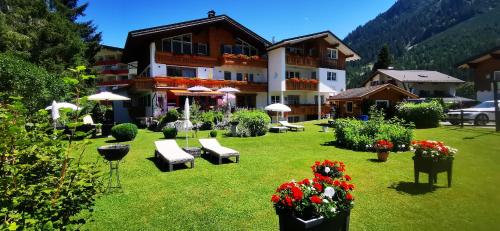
[447,101,499,126]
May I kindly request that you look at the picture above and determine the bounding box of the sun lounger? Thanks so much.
[279,121,305,131]
[154,140,194,171]
[199,139,240,164]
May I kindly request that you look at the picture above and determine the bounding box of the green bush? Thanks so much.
[334,116,413,152]
[0,98,101,230]
[162,127,178,139]
[210,130,218,137]
[198,111,224,130]
[161,109,180,124]
[396,101,444,128]
[230,109,271,137]
[111,123,138,141]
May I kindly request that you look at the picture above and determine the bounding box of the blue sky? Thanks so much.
[81,0,397,48]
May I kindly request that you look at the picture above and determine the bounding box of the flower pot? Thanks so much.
[277,210,350,231]
[413,156,453,187]
[377,151,389,162]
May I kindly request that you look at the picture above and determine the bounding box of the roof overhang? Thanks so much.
[457,46,500,69]
[267,31,361,61]
[167,89,224,97]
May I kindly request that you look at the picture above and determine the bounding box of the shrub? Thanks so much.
[209,130,218,137]
[396,101,444,128]
[198,111,224,130]
[111,123,138,141]
[162,127,178,139]
[161,109,180,124]
[230,109,271,137]
[0,98,101,230]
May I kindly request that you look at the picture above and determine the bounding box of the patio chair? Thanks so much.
[199,139,240,165]
[154,140,194,171]
[279,121,305,131]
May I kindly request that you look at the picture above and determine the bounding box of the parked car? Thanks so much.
[447,101,499,126]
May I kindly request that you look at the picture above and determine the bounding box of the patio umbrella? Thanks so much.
[187,86,212,92]
[218,87,239,110]
[265,103,291,124]
[51,101,60,129]
[45,102,80,111]
[87,91,130,101]
[184,98,190,147]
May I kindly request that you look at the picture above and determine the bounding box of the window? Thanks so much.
[311,71,317,80]
[224,71,231,80]
[167,66,196,77]
[161,33,192,54]
[249,73,254,82]
[286,71,300,79]
[235,38,257,56]
[271,96,280,104]
[327,72,337,81]
[308,48,316,56]
[327,48,338,59]
[375,100,389,109]
[287,95,300,105]
[287,47,304,55]
[196,43,207,55]
[223,44,232,54]
[236,73,243,81]
[314,95,325,104]
[346,101,353,113]
[288,116,300,123]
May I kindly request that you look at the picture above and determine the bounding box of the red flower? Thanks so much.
[333,180,340,186]
[313,183,323,192]
[310,195,322,204]
[340,181,349,191]
[291,187,303,201]
[271,194,280,203]
[348,184,355,190]
[284,196,293,206]
[345,175,351,181]
[346,193,354,201]
[300,178,310,186]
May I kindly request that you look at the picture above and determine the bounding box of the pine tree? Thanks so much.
[372,44,391,72]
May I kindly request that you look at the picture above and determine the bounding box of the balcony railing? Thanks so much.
[155,52,219,67]
[133,77,267,92]
[286,78,318,91]
[289,104,331,115]
[319,59,345,70]
[219,54,267,67]
[286,54,318,67]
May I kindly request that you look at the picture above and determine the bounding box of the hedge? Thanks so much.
[396,101,444,128]
[111,123,138,141]
[230,109,271,137]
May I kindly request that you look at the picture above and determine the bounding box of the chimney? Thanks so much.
[208,10,216,18]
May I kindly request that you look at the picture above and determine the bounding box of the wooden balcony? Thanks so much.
[319,59,345,70]
[155,52,219,67]
[289,104,331,115]
[219,54,267,68]
[286,78,318,91]
[286,54,318,67]
[132,77,267,92]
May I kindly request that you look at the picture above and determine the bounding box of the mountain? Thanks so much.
[344,0,500,94]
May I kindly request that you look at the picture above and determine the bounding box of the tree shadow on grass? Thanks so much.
[145,156,190,172]
[388,181,444,195]
[367,158,384,163]
[104,139,122,143]
[443,126,500,140]
[320,141,337,146]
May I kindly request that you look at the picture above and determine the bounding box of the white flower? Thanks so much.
[324,167,331,173]
[330,207,336,213]
[401,144,406,148]
[324,187,335,199]
[322,199,329,204]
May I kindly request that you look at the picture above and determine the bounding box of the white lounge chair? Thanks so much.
[199,139,240,165]
[279,121,305,131]
[154,140,194,171]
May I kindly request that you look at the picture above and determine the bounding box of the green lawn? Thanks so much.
[80,121,500,230]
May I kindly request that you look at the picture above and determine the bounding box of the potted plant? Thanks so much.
[411,140,457,187]
[373,140,393,162]
[272,160,354,231]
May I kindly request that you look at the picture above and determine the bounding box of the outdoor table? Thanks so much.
[183,147,202,158]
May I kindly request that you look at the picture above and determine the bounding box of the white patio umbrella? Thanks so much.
[187,86,212,92]
[184,98,190,147]
[45,102,80,111]
[87,91,130,101]
[51,101,60,129]
[218,87,239,110]
[265,103,291,124]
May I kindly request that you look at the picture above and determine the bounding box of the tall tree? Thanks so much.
[372,44,392,72]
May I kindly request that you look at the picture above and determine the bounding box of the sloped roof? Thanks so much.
[127,15,271,46]
[370,69,465,84]
[267,31,361,61]
[329,84,418,100]
[457,46,500,68]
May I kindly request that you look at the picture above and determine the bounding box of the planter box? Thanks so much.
[277,210,350,231]
[413,156,453,187]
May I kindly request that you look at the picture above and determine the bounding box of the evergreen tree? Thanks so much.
[372,44,392,72]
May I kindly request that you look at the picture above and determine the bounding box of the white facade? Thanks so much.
[268,48,286,93]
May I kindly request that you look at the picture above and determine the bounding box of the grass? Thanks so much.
[80,121,500,230]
